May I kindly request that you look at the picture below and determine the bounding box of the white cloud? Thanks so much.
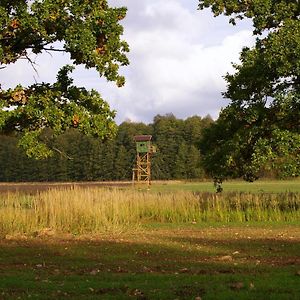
[102,0,255,123]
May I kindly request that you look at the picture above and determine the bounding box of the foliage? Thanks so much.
[151,114,213,179]
[198,1,300,100]
[0,114,211,182]
[198,0,300,181]
[200,93,300,181]
[0,66,116,158]
[0,0,128,83]
[0,0,129,157]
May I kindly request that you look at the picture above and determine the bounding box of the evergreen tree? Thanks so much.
[153,114,185,179]
[186,145,204,179]
[174,143,188,179]
[114,145,131,180]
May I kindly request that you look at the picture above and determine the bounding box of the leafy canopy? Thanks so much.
[200,93,300,181]
[198,0,300,181]
[0,0,129,158]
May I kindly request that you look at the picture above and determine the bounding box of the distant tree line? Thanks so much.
[0,114,213,182]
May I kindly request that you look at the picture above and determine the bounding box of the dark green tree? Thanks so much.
[99,140,117,180]
[114,145,131,180]
[174,142,188,179]
[198,0,300,181]
[87,138,105,180]
[186,145,204,179]
[0,134,19,181]
[0,114,215,182]
[152,114,185,179]
[183,115,212,145]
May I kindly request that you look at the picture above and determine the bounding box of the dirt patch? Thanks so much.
[0,181,131,194]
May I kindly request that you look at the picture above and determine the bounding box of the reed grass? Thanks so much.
[0,188,299,236]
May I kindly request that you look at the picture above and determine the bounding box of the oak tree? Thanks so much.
[0,0,129,158]
[199,0,300,181]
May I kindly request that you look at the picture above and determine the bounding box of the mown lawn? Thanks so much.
[1,225,299,299]
[0,179,299,194]
[150,179,300,193]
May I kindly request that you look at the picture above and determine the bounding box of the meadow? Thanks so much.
[0,186,299,236]
[0,180,299,299]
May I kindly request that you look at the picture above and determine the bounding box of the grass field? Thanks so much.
[0,178,300,194]
[150,179,300,193]
[0,180,299,299]
[1,226,299,299]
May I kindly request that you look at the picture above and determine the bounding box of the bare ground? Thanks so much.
[0,181,132,194]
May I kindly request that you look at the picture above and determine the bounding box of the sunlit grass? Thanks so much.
[150,178,300,193]
[0,187,299,236]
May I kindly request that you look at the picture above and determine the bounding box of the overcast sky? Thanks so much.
[1,0,255,124]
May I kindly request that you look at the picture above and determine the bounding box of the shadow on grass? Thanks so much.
[0,228,300,300]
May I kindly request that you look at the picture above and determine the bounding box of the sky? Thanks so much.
[1,0,255,124]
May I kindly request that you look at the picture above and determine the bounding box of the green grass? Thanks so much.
[150,179,300,193]
[0,225,299,299]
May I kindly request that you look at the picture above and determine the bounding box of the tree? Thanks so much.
[199,0,300,101]
[183,116,204,145]
[0,0,129,158]
[186,145,204,179]
[98,139,116,180]
[174,142,188,179]
[198,0,300,181]
[114,145,131,180]
[152,114,185,179]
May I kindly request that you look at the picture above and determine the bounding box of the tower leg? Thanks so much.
[133,152,151,187]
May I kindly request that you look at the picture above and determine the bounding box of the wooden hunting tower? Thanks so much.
[132,135,156,187]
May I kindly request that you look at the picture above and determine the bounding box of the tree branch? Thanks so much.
[26,45,67,53]
[52,146,74,160]
[23,53,39,75]
[42,47,66,52]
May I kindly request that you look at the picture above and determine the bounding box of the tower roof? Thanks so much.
[133,135,152,142]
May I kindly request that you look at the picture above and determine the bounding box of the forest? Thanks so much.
[0,114,213,182]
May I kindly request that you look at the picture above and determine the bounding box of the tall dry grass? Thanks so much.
[0,188,299,236]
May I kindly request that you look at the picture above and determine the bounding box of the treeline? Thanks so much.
[0,114,213,182]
